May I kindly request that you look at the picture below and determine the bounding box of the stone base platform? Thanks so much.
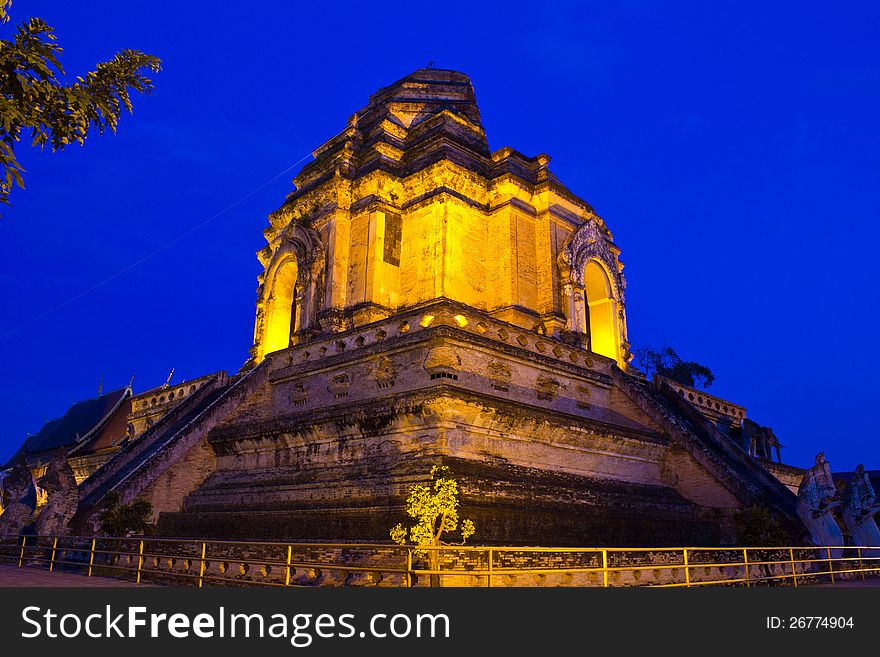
[157,458,722,546]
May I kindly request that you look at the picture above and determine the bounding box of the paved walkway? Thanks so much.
[0,563,145,587]
[809,577,880,587]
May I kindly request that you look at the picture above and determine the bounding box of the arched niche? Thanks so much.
[252,222,325,363]
[583,260,619,362]
[558,218,629,367]
[262,255,301,355]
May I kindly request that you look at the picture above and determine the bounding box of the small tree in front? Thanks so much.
[390,465,476,586]
[733,505,789,547]
[98,492,153,536]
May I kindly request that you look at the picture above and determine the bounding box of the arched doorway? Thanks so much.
[583,260,619,362]
[263,257,300,354]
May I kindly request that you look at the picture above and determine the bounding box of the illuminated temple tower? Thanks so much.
[71,69,800,544]
[246,69,629,368]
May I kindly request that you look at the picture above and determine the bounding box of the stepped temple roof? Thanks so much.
[18,387,130,458]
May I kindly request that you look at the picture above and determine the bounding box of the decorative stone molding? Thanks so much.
[252,221,327,362]
[661,376,746,427]
[34,450,79,536]
[535,375,561,401]
[575,385,592,409]
[0,463,36,538]
[328,373,351,399]
[288,383,308,407]
[373,356,396,389]
[487,359,512,392]
[558,218,625,304]
[840,464,880,549]
[557,218,631,366]
[424,346,462,380]
[797,453,844,550]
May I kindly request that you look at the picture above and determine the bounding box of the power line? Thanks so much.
[0,153,312,341]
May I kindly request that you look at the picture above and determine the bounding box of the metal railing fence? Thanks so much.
[2,535,878,587]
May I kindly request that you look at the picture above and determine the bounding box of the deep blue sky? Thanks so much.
[1,2,878,471]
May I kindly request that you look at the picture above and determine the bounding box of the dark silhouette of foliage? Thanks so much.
[98,491,153,536]
[0,0,160,212]
[733,505,790,547]
[633,346,715,389]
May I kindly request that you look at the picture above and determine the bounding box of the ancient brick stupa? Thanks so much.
[66,69,800,545]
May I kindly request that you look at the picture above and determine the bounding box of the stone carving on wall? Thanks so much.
[535,375,561,401]
[558,218,625,303]
[840,465,880,551]
[796,453,844,551]
[487,359,512,391]
[762,428,783,463]
[423,346,462,377]
[557,218,629,361]
[744,420,783,463]
[373,356,397,389]
[288,383,308,407]
[328,373,351,399]
[575,385,592,409]
[0,462,36,538]
[251,221,327,364]
[34,450,79,536]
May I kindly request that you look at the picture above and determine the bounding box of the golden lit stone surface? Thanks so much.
[63,70,801,548]
[249,68,630,368]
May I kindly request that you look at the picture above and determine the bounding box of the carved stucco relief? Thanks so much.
[253,221,327,361]
[557,218,630,363]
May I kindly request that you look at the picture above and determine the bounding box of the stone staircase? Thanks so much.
[72,363,269,531]
[611,366,802,535]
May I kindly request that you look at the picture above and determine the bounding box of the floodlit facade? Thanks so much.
[5,69,804,546]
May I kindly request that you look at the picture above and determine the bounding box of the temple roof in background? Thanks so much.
[11,387,130,463]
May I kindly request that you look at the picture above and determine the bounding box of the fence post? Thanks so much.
[18,535,26,568]
[87,538,96,577]
[49,537,58,573]
[601,549,608,588]
[683,549,690,587]
[827,547,835,585]
[406,548,413,588]
[136,540,144,584]
[743,549,750,588]
[198,542,207,588]
[789,547,797,587]
[487,548,493,588]
[285,545,292,586]
[857,547,865,581]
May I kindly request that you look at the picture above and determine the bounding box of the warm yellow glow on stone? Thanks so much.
[584,260,619,362]
[247,69,630,370]
[263,256,299,356]
[420,314,435,328]
[453,314,468,327]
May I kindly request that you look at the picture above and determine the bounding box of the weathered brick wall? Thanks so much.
[663,447,741,509]
[140,436,218,522]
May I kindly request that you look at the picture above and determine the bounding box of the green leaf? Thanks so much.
[0,4,161,214]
